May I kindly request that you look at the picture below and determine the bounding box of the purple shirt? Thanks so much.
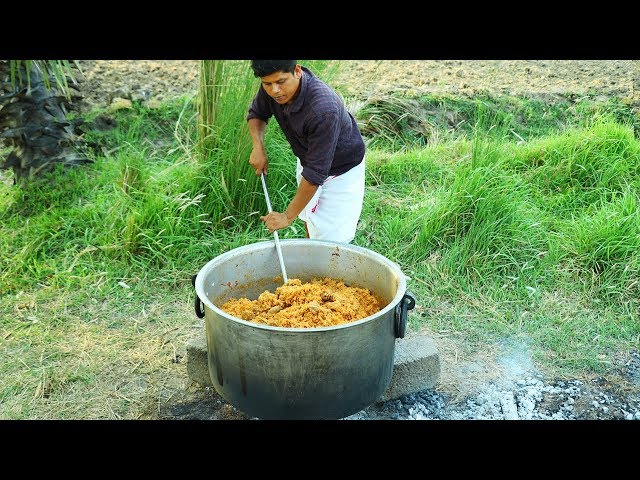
[247,66,365,186]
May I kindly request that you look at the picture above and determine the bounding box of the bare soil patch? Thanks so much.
[76,60,639,111]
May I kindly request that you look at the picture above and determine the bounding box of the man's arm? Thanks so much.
[261,177,318,233]
[248,118,268,175]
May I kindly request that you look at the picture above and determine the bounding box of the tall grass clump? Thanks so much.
[556,188,640,301]
[360,136,550,305]
[414,133,547,282]
[508,117,640,216]
[358,146,453,260]
[0,95,219,294]
[196,60,259,228]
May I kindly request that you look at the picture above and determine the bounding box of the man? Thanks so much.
[247,60,366,244]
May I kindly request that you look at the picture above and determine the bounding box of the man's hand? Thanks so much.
[260,211,292,233]
[249,148,268,176]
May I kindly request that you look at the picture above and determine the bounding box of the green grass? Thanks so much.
[1,64,639,419]
[356,113,640,376]
[357,91,640,151]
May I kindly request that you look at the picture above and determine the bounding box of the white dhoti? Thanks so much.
[295,157,365,244]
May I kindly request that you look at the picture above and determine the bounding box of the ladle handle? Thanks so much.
[261,173,288,284]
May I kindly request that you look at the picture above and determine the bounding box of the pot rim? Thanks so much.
[195,239,408,333]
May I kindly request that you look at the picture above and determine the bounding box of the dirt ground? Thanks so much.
[71,60,639,420]
[75,60,639,110]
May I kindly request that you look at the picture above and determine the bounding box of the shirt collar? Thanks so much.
[287,66,311,113]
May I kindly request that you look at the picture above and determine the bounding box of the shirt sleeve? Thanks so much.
[300,111,341,185]
[246,87,272,123]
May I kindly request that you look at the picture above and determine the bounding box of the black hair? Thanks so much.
[250,60,297,77]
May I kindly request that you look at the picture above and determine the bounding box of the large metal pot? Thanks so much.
[193,239,415,419]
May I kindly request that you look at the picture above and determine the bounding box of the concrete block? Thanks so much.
[186,334,212,387]
[185,331,440,402]
[378,333,441,402]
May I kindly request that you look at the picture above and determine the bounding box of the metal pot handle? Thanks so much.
[192,274,205,319]
[394,291,416,339]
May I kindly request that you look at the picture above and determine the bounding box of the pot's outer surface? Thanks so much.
[195,239,408,420]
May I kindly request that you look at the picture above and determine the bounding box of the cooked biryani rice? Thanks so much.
[219,278,382,328]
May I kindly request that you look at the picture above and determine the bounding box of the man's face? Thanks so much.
[259,65,302,105]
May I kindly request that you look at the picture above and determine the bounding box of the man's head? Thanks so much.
[251,60,302,105]
[251,60,297,77]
